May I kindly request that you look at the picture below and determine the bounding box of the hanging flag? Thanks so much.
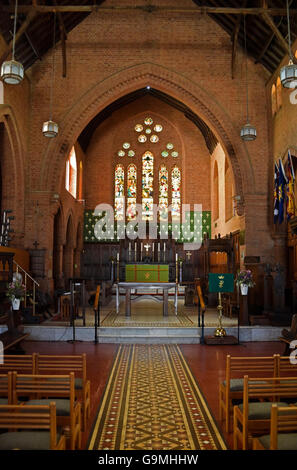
[274,161,279,224]
[286,150,296,221]
[278,158,288,224]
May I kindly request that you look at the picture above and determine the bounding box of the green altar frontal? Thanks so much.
[125,264,169,283]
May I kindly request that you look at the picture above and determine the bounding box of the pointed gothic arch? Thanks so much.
[40,63,250,216]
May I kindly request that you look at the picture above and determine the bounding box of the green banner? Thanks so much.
[208,273,234,293]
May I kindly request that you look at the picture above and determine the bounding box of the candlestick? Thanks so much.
[117,253,119,261]
[163,242,166,252]
[158,243,160,252]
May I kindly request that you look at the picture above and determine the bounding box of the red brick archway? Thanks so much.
[41,63,252,217]
[0,109,25,246]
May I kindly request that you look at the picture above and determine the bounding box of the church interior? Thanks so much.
[0,0,297,453]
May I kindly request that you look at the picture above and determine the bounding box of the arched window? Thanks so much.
[225,158,234,221]
[142,151,154,220]
[159,165,168,220]
[276,77,282,111]
[213,161,219,220]
[271,84,277,116]
[171,166,181,220]
[65,147,77,198]
[127,164,137,220]
[115,164,125,221]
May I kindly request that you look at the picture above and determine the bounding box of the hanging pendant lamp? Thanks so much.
[240,15,257,141]
[280,0,297,88]
[42,12,58,138]
[1,0,24,85]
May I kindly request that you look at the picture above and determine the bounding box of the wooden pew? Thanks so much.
[35,353,90,431]
[219,355,277,433]
[0,403,66,450]
[11,372,81,450]
[253,404,297,450]
[0,353,36,374]
[0,372,12,404]
[233,376,297,450]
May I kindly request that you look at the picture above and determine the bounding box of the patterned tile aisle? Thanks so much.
[88,344,227,450]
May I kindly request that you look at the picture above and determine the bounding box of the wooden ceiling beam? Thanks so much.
[0,8,37,63]
[53,1,67,78]
[231,0,247,79]
[261,11,290,55]
[2,5,297,16]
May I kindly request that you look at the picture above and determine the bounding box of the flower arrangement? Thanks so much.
[235,269,255,288]
[6,280,26,301]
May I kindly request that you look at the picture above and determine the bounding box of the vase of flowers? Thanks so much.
[6,280,26,310]
[235,269,255,295]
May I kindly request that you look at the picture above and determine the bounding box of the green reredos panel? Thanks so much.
[125,264,169,283]
[84,210,211,243]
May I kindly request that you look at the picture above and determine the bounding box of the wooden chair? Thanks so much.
[0,372,13,405]
[233,376,297,450]
[219,355,277,433]
[253,404,297,450]
[35,353,90,432]
[0,353,36,374]
[0,403,66,450]
[11,372,81,450]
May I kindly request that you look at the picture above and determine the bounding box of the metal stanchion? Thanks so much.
[94,285,101,344]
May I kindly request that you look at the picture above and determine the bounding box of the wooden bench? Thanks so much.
[0,403,66,450]
[253,404,297,450]
[35,353,90,431]
[233,376,297,450]
[0,372,12,404]
[219,355,278,433]
[0,353,36,374]
[11,372,81,450]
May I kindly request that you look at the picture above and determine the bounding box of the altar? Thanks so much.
[116,281,178,317]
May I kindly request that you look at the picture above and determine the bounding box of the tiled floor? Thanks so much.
[22,339,285,450]
[44,298,238,328]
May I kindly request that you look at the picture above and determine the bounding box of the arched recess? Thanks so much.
[0,108,25,246]
[52,206,64,290]
[213,161,219,221]
[225,158,234,222]
[74,222,83,278]
[40,63,252,217]
[63,214,75,289]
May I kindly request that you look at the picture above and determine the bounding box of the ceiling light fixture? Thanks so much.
[280,0,297,88]
[240,15,257,141]
[0,0,24,85]
[42,12,59,138]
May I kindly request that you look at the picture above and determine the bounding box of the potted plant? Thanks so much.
[235,269,255,295]
[6,280,26,310]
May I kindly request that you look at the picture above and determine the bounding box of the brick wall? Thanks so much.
[0,0,274,289]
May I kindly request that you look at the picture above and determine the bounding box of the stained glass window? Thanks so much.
[115,164,125,221]
[142,151,154,220]
[171,166,181,220]
[127,164,137,220]
[159,165,168,220]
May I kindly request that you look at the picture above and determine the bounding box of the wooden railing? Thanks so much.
[195,279,206,344]
[13,261,39,315]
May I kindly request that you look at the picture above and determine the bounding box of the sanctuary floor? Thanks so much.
[43,298,238,328]
[22,339,285,450]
